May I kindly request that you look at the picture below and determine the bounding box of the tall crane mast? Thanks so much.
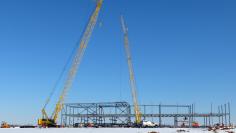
[38,0,103,127]
[120,15,142,125]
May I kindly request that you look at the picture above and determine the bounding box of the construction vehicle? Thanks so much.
[38,0,103,127]
[192,121,200,128]
[1,121,10,128]
[120,15,142,126]
[142,120,158,128]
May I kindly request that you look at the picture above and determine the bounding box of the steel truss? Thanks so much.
[61,102,231,127]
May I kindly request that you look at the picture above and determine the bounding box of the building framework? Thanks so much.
[61,102,231,127]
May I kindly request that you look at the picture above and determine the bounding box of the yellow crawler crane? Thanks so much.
[38,0,103,127]
[120,15,142,126]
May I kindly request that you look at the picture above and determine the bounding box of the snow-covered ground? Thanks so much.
[0,128,235,133]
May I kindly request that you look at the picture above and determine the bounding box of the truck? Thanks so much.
[192,121,200,128]
[142,120,158,128]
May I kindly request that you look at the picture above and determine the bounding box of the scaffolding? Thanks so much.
[61,102,231,128]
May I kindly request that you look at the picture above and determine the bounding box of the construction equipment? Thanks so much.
[120,15,142,125]
[192,121,200,128]
[1,121,10,128]
[142,120,158,128]
[38,0,103,127]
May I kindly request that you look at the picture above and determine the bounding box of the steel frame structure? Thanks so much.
[61,102,231,128]
[61,102,131,127]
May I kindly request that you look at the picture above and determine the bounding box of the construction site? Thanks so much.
[0,0,235,133]
[60,102,232,128]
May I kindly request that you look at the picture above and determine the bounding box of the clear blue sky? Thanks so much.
[0,0,235,124]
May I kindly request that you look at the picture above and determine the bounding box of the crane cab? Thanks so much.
[38,119,57,128]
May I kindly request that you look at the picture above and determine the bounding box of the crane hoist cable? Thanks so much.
[120,15,142,125]
[42,8,94,112]
[42,41,79,111]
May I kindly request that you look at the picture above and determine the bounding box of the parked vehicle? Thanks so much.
[142,120,158,128]
[192,121,200,128]
[1,122,10,128]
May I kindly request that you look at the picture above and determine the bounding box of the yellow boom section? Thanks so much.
[38,0,103,127]
[51,0,103,122]
[120,15,142,124]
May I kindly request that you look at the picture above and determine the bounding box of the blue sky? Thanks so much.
[0,0,235,124]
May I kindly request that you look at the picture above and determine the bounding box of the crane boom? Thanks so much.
[38,0,103,127]
[120,15,142,124]
[51,0,103,122]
